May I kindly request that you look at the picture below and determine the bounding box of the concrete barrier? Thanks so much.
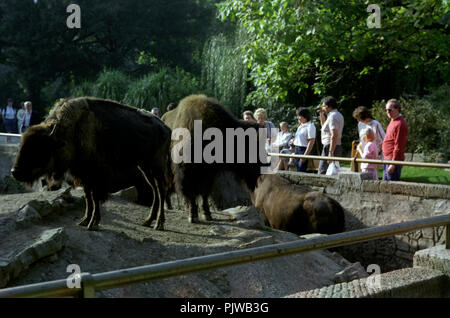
[279,170,449,270]
[0,144,18,179]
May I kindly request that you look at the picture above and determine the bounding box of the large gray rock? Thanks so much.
[0,227,67,288]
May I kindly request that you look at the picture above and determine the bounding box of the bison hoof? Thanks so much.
[204,214,213,221]
[154,222,165,231]
[189,216,199,223]
[87,223,99,231]
[142,220,154,227]
[78,218,90,227]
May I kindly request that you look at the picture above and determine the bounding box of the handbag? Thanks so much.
[326,161,341,176]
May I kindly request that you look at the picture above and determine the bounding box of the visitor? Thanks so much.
[272,122,292,171]
[382,99,408,181]
[2,98,17,133]
[317,96,344,175]
[16,102,26,134]
[352,106,385,155]
[151,107,161,118]
[22,101,42,132]
[243,110,256,123]
[292,108,316,172]
[357,127,378,180]
[254,108,275,149]
[167,103,177,111]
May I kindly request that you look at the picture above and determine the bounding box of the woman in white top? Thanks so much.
[16,102,26,134]
[352,106,385,156]
[291,108,316,172]
[2,98,16,133]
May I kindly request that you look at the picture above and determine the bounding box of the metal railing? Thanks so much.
[268,152,450,171]
[0,132,21,145]
[0,213,448,298]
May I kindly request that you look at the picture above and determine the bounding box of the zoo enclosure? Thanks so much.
[0,214,448,298]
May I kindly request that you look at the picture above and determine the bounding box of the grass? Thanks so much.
[399,166,450,184]
[339,162,450,184]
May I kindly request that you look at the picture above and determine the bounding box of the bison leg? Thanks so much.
[188,197,200,223]
[141,175,157,227]
[138,166,165,231]
[78,187,93,227]
[152,175,165,231]
[87,191,101,231]
[201,195,212,221]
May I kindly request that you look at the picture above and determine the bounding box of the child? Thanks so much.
[357,127,378,180]
[273,122,292,170]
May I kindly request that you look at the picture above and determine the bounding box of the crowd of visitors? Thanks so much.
[0,98,42,134]
[243,96,408,181]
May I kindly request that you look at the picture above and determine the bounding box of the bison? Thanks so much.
[162,94,266,223]
[251,174,345,235]
[11,97,171,231]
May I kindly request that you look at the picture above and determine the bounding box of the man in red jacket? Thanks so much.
[382,99,408,181]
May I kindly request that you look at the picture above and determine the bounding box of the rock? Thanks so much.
[113,186,138,203]
[14,204,42,226]
[333,262,369,284]
[223,205,264,230]
[29,200,54,217]
[0,227,67,288]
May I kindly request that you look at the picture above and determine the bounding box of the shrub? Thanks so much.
[92,69,131,102]
[201,31,248,116]
[123,67,203,112]
[371,94,449,161]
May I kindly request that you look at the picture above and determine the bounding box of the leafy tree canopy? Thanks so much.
[218,0,449,108]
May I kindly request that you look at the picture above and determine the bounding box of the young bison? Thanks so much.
[11,97,171,231]
[251,174,345,235]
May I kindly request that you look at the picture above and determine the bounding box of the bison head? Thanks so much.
[11,123,66,184]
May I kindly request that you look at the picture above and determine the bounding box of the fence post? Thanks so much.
[350,140,359,172]
[446,224,450,250]
[80,273,96,298]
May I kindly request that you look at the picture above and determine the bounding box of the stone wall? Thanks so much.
[0,144,18,179]
[278,170,449,271]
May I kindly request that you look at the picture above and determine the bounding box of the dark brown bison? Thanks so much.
[11,97,171,231]
[251,174,345,235]
[162,94,267,223]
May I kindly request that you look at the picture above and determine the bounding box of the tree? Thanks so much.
[0,0,219,110]
[218,0,449,109]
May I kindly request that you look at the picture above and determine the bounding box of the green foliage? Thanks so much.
[218,0,449,108]
[0,0,219,110]
[123,67,203,112]
[92,69,131,102]
[201,30,248,116]
[371,90,450,160]
[69,67,203,113]
[71,81,94,98]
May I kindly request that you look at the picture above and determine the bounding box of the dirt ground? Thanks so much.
[0,187,353,298]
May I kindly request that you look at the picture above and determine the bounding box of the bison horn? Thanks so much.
[49,124,57,136]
